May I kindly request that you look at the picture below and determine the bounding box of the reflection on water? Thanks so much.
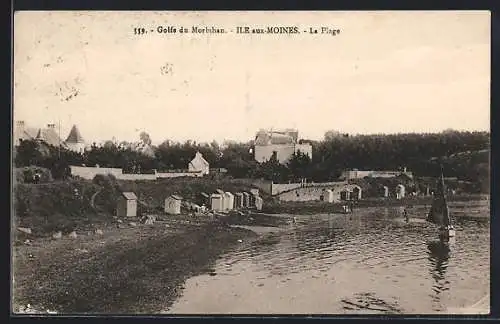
[427,240,451,312]
[167,202,490,314]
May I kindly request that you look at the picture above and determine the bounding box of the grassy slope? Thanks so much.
[13,180,106,238]
[13,177,266,238]
[117,177,269,210]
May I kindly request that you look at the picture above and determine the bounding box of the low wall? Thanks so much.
[271,183,302,195]
[70,165,205,181]
[278,184,350,202]
[271,181,348,195]
[118,173,158,181]
[69,166,123,180]
[156,171,204,179]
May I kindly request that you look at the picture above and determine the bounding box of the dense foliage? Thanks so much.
[14,130,489,185]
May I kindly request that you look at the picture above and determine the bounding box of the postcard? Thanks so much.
[12,11,490,315]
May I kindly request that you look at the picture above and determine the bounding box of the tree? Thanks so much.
[14,140,43,167]
[287,150,312,180]
[139,131,152,145]
[324,130,341,141]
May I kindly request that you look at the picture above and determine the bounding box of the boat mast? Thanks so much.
[439,164,451,227]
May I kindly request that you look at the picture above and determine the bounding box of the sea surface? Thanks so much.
[166,200,490,315]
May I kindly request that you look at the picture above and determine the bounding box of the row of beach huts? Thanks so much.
[191,189,264,213]
[117,188,263,218]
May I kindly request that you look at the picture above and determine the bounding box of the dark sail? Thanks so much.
[426,167,451,227]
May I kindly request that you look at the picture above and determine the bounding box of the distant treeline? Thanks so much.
[14,131,489,186]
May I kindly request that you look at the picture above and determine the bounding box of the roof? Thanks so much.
[190,152,209,166]
[14,126,38,144]
[216,189,225,194]
[255,130,295,145]
[36,127,66,147]
[168,195,183,200]
[200,192,210,197]
[235,192,244,196]
[65,125,85,143]
[121,192,137,200]
[224,192,234,196]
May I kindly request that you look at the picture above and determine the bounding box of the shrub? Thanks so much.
[92,174,122,215]
[14,166,53,184]
[13,180,103,236]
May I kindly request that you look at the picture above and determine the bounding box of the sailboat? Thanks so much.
[426,166,456,239]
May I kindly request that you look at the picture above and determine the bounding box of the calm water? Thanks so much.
[166,201,490,315]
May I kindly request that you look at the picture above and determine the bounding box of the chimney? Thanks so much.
[403,167,407,173]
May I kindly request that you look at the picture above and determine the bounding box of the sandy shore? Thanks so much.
[12,217,257,314]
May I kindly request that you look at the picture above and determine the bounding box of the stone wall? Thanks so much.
[271,180,348,195]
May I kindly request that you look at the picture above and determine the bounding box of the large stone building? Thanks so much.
[14,121,67,148]
[253,128,312,164]
[14,120,89,154]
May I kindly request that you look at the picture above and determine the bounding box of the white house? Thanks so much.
[253,129,312,164]
[188,152,209,175]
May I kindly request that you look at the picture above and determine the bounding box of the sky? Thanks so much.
[14,11,490,145]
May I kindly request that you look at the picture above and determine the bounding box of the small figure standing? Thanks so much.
[33,173,41,184]
[404,207,409,223]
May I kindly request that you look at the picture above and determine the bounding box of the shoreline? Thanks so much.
[261,194,489,216]
[12,195,489,314]
[12,217,258,314]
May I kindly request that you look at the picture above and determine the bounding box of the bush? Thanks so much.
[92,174,122,215]
[14,166,53,184]
[13,180,103,236]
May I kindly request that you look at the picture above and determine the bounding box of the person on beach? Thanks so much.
[404,207,409,223]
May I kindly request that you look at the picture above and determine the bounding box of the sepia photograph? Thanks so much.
[12,11,490,315]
